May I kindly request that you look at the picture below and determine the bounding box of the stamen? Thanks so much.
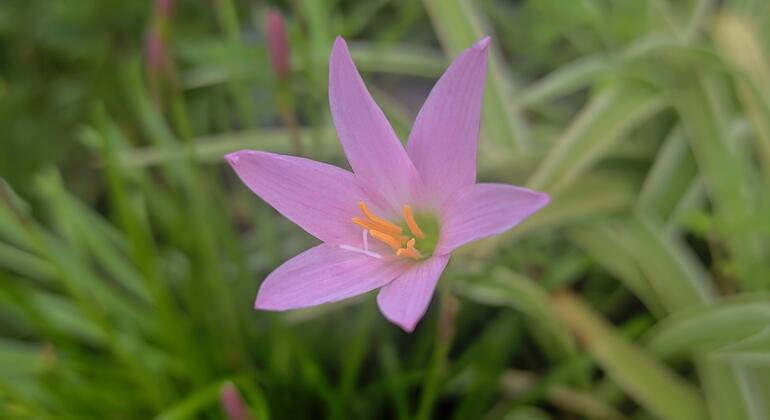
[396,238,422,260]
[402,205,425,239]
[352,217,401,235]
[370,229,404,251]
[351,201,429,261]
[358,202,403,233]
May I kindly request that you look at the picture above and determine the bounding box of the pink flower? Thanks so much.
[226,37,549,332]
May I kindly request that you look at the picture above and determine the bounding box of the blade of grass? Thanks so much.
[553,292,707,420]
[455,268,576,360]
[212,0,257,127]
[517,54,612,108]
[696,356,751,420]
[636,125,699,222]
[712,13,770,182]
[645,294,770,359]
[349,42,446,78]
[528,82,665,193]
[497,369,628,420]
[0,241,55,281]
[568,223,667,317]
[119,127,339,167]
[671,71,770,289]
[35,169,151,303]
[154,377,252,420]
[624,215,715,307]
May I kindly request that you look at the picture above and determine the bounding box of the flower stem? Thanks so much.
[276,79,304,155]
[415,281,458,420]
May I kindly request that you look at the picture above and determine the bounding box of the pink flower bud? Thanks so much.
[145,30,167,74]
[154,0,173,20]
[220,382,253,420]
[265,10,290,79]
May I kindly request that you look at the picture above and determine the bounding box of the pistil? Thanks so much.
[396,238,422,260]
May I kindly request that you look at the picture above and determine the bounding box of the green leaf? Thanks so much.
[553,292,707,420]
[568,214,714,316]
[696,357,751,420]
[456,268,576,360]
[0,339,47,380]
[528,82,664,193]
[636,125,700,223]
[350,43,446,78]
[517,54,612,107]
[712,13,770,182]
[154,379,232,420]
[671,72,770,289]
[645,294,770,359]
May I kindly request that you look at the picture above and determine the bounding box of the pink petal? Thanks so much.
[226,150,368,245]
[435,183,549,255]
[329,36,421,212]
[407,37,490,206]
[376,255,450,332]
[255,244,409,311]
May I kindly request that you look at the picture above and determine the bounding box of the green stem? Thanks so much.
[414,282,458,420]
[213,0,256,128]
[276,79,304,155]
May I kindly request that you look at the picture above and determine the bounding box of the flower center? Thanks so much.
[348,201,438,260]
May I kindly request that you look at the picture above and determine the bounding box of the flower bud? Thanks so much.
[265,10,290,79]
[220,382,253,420]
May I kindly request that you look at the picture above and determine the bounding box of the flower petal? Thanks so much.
[407,37,489,205]
[256,244,409,311]
[329,36,421,211]
[226,150,368,244]
[435,183,549,255]
[376,255,450,332]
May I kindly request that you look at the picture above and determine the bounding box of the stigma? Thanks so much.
[350,201,425,260]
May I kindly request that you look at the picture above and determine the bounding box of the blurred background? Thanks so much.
[1,0,770,419]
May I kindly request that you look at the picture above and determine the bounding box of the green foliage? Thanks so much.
[1,0,769,418]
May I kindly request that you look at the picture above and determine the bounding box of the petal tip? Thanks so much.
[254,291,279,311]
[385,315,418,333]
[398,321,418,333]
[332,35,348,51]
[537,192,552,208]
[224,151,242,166]
[377,296,423,333]
[475,36,491,50]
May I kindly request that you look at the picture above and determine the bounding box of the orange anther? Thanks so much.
[402,205,425,239]
[370,229,404,251]
[359,202,402,234]
[352,217,380,232]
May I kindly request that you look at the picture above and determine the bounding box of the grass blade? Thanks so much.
[528,82,664,193]
[553,292,707,420]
